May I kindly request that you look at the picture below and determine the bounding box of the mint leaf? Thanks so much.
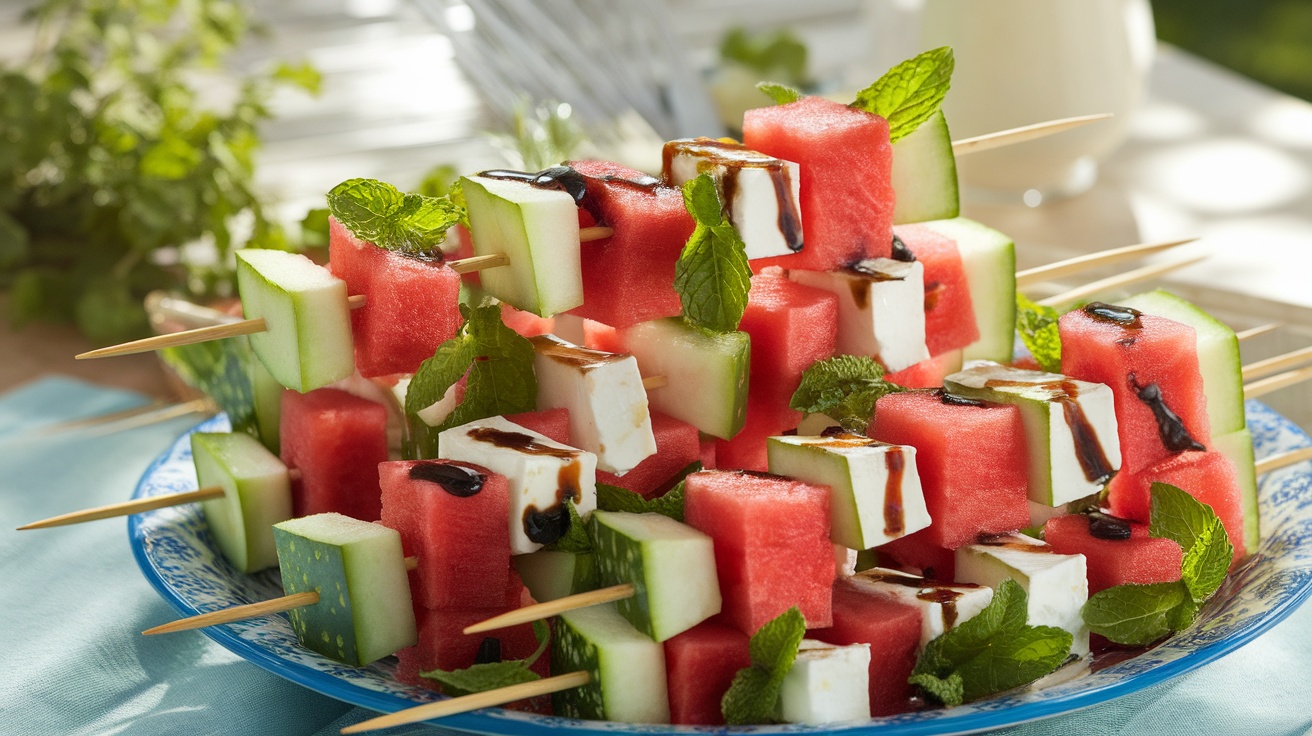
[1151,482,1234,604]
[790,355,904,433]
[674,174,752,333]
[1016,292,1062,373]
[757,81,802,105]
[542,501,594,554]
[1180,516,1232,603]
[420,660,540,697]
[596,480,686,523]
[327,178,463,257]
[1081,581,1187,646]
[404,303,537,458]
[911,580,1072,705]
[721,607,806,724]
[852,47,954,143]
[1167,597,1201,631]
[299,207,330,248]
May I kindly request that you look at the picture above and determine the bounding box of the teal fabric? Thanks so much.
[2,377,1310,735]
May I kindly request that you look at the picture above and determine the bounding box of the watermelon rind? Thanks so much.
[552,603,671,723]
[892,111,959,226]
[513,550,599,603]
[191,431,292,573]
[1213,427,1260,552]
[921,217,1016,365]
[621,318,751,440]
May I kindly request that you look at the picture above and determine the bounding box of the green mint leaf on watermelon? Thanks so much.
[327,177,464,257]
[722,607,807,724]
[1081,580,1187,646]
[911,579,1072,705]
[674,174,752,334]
[542,500,595,554]
[419,660,541,697]
[404,303,538,458]
[756,81,803,105]
[1150,482,1234,604]
[1015,292,1063,373]
[596,480,686,523]
[851,46,954,143]
[790,355,904,433]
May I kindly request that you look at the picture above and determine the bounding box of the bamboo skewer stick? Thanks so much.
[1015,238,1197,288]
[1256,446,1312,475]
[34,397,216,436]
[1242,346,1312,382]
[1036,256,1208,308]
[952,113,1113,156]
[641,375,668,390]
[17,487,227,530]
[1237,323,1281,342]
[142,592,321,635]
[1244,365,1312,400]
[340,671,592,734]
[463,583,636,635]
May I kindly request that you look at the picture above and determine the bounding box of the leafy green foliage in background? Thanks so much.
[491,100,585,172]
[720,27,810,88]
[1,0,319,343]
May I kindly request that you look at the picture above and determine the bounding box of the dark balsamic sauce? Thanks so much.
[983,378,1115,485]
[521,460,583,546]
[859,569,982,631]
[1127,373,1206,453]
[842,260,905,310]
[884,449,906,537]
[474,637,503,664]
[479,166,589,205]
[1083,302,1143,329]
[529,334,626,370]
[408,461,486,497]
[468,427,580,459]
[924,281,946,312]
[891,234,916,262]
[977,533,1056,553]
[935,389,987,408]
[1086,512,1133,540]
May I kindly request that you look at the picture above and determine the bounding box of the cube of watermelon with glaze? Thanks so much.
[743,96,895,271]
[1044,513,1184,594]
[684,470,834,632]
[895,223,980,357]
[379,459,510,609]
[280,388,388,522]
[811,578,922,716]
[663,621,751,725]
[396,601,547,694]
[869,390,1030,549]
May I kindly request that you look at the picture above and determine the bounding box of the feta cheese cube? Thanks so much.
[790,259,929,373]
[847,567,994,648]
[780,640,872,724]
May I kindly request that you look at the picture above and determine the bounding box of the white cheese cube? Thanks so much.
[847,568,994,648]
[780,640,871,725]
[530,335,657,475]
[945,362,1122,506]
[954,533,1090,656]
[790,259,929,373]
[767,433,932,550]
[438,415,597,554]
[663,137,803,260]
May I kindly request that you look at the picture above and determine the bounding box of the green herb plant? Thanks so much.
[2,0,320,343]
[721,607,807,724]
[673,174,752,334]
[790,355,905,434]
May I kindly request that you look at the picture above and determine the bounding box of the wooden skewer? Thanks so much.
[463,583,636,635]
[34,397,216,436]
[1237,323,1281,342]
[1242,346,1312,382]
[340,671,592,734]
[641,375,668,390]
[143,591,321,635]
[1036,256,1208,308]
[1014,238,1197,288]
[1244,365,1312,400]
[1256,446,1312,475]
[405,556,419,571]
[952,113,1113,156]
[17,486,227,530]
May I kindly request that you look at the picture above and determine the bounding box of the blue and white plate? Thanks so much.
[129,401,1312,736]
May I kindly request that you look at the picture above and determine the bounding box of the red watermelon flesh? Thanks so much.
[501,303,555,338]
[328,216,462,377]
[504,407,571,445]
[869,390,1030,549]
[886,350,963,389]
[583,318,625,353]
[379,460,511,609]
[597,412,700,498]
[1105,450,1247,563]
[1059,305,1211,474]
[564,160,695,328]
[743,96,895,271]
[699,435,718,470]
[874,527,957,581]
[664,621,752,725]
[280,388,388,521]
[684,470,835,632]
[812,579,922,716]
[1043,514,1184,594]
[895,224,979,357]
[714,399,798,472]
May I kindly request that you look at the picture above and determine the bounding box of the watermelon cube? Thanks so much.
[327,216,462,378]
[583,317,625,353]
[1059,303,1211,474]
[743,97,895,270]
[895,223,980,357]
[396,604,547,688]
[885,349,963,389]
[280,388,388,521]
[699,434,718,470]
[684,470,835,632]
[869,390,1030,548]
[663,621,751,725]
[379,459,510,609]
[847,568,994,648]
[714,399,796,472]
[811,578,922,716]
[501,302,555,338]
[504,407,571,445]
[1043,514,1184,594]
[566,160,695,328]
[597,412,701,498]
[872,527,957,581]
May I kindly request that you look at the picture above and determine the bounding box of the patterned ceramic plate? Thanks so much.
[129,401,1312,736]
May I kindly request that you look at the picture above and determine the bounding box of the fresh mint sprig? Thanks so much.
[756,81,802,105]
[910,579,1072,706]
[541,500,595,554]
[327,178,463,257]
[852,47,954,143]
[1016,292,1062,373]
[420,621,551,696]
[790,355,904,433]
[1081,483,1235,646]
[673,174,752,334]
[403,303,537,458]
[721,607,807,724]
[596,480,687,523]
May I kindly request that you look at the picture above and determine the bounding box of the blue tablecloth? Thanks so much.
[2,377,1310,736]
